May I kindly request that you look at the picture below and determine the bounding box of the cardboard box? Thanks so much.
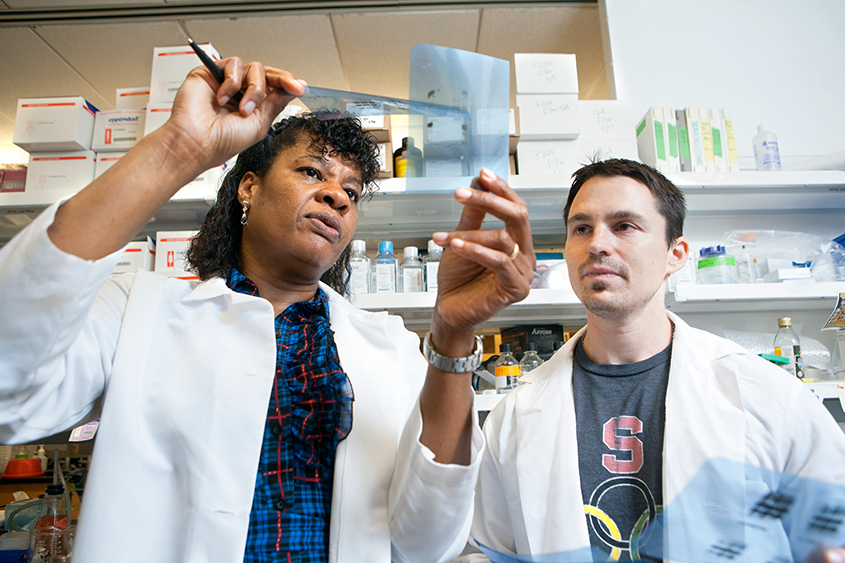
[514,53,579,94]
[0,164,26,193]
[112,236,156,275]
[515,94,579,140]
[510,108,520,155]
[577,136,639,163]
[376,142,393,179]
[143,103,172,137]
[500,324,565,358]
[360,114,391,143]
[174,166,225,199]
[115,87,150,110]
[92,110,145,151]
[95,151,127,178]
[578,100,634,138]
[516,139,580,176]
[13,97,99,152]
[26,151,95,192]
[154,230,198,279]
[150,44,219,105]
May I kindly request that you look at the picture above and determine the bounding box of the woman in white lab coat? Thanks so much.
[0,59,536,562]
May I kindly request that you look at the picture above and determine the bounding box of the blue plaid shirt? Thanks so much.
[227,269,354,563]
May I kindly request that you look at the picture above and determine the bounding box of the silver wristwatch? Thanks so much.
[423,332,484,373]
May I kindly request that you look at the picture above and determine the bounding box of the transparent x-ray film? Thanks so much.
[406,44,510,192]
[475,458,845,562]
[297,86,463,119]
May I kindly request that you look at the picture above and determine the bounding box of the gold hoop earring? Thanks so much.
[240,201,250,226]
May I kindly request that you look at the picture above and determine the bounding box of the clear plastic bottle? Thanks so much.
[373,241,398,293]
[774,317,804,378]
[752,125,782,171]
[348,240,371,295]
[519,342,544,376]
[736,243,759,284]
[494,343,520,393]
[400,246,424,293]
[697,246,737,284]
[29,484,72,563]
[424,240,442,293]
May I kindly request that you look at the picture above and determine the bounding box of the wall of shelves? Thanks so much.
[1,170,843,351]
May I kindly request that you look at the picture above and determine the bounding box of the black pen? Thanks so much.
[187,37,243,104]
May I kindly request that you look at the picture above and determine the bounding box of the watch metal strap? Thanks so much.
[423,332,483,373]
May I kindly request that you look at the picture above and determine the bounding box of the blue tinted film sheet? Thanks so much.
[296,44,509,192]
[476,458,845,563]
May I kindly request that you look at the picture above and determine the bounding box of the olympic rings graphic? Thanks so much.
[584,476,659,561]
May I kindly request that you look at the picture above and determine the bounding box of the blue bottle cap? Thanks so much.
[379,240,393,254]
[699,245,726,257]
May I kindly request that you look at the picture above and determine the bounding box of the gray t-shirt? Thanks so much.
[573,338,671,561]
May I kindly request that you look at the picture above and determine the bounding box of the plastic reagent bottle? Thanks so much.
[29,484,71,563]
[374,241,398,293]
[424,240,443,293]
[752,125,782,171]
[519,342,544,376]
[348,240,371,295]
[697,246,737,284]
[494,343,521,392]
[774,317,804,378]
[35,445,48,473]
[400,246,424,293]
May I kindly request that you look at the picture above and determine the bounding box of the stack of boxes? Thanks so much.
[14,97,99,192]
[513,53,637,176]
[92,87,148,178]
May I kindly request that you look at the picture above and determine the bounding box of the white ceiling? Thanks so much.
[0,2,608,161]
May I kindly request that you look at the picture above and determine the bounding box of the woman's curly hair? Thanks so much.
[186,113,380,295]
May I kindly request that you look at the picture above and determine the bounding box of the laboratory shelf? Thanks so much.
[665,281,845,314]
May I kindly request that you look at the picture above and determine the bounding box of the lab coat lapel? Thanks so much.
[661,312,747,561]
[515,328,592,554]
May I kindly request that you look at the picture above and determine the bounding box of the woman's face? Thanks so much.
[237,134,363,286]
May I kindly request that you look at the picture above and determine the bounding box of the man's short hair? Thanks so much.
[563,158,686,247]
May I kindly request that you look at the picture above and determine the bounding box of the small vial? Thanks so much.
[400,246,424,293]
[424,240,443,293]
[348,240,371,295]
[374,241,398,293]
[495,343,520,392]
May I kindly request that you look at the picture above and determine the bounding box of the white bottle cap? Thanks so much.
[403,246,418,260]
[351,240,366,253]
[757,125,766,132]
[427,239,440,253]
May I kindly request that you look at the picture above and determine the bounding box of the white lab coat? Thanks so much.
[459,313,845,562]
[0,201,483,563]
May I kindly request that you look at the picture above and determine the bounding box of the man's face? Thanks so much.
[565,175,683,321]
[238,135,363,284]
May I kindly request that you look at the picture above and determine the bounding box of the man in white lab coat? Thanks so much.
[460,159,845,563]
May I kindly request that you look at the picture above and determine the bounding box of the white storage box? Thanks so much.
[577,136,638,163]
[578,100,634,138]
[516,139,581,176]
[175,165,224,198]
[14,97,98,152]
[514,53,579,94]
[113,236,156,274]
[150,44,219,105]
[516,94,579,140]
[92,110,145,151]
[26,151,95,192]
[95,151,127,178]
[115,87,150,110]
[143,103,172,137]
[154,230,198,279]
